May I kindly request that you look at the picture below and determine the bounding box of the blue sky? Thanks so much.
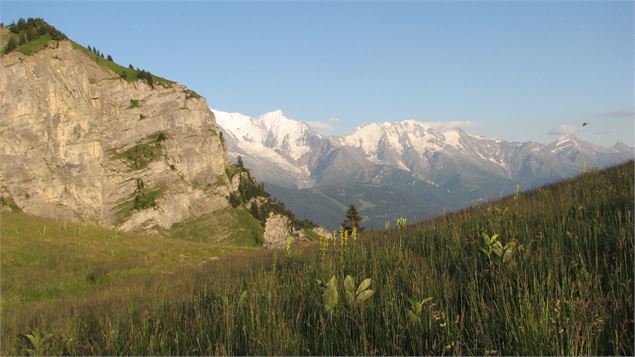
[2,1,633,146]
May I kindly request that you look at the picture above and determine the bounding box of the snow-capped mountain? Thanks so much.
[214,109,333,187]
[213,108,633,229]
[339,121,516,177]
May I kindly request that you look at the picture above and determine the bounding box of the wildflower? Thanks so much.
[396,217,407,231]
[319,234,329,258]
[285,237,292,256]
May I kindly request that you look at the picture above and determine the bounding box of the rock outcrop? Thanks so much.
[263,213,298,249]
[0,40,231,231]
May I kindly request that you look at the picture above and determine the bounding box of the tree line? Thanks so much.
[3,17,67,54]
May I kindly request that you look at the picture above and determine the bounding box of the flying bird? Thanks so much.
[582,122,589,127]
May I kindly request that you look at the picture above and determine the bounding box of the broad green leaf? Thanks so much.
[355,289,374,304]
[324,275,339,313]
[492,241,504,257]
[344,275,356,304]
[356,278,372,295]
[344,275,355,294]
[480,247,490,258]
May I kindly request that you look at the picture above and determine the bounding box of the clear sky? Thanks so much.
[2,1,633,146]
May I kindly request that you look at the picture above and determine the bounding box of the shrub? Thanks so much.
[228,192,240,208]
[4,37,17,53]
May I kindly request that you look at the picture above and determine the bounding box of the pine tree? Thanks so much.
[250,201,260,220]
[228,192,241,208]
[341,204,363,234]
[107,54,113,62]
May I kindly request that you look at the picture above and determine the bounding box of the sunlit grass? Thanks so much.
[1,162,632,355]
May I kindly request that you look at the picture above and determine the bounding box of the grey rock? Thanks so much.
[0,40,232,232]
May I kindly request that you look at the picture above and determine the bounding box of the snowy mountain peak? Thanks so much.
[214,107,633,191]
[612,142,633,153]
[546,135,598,154]
[214,108,319,163]
[259,109,287,123]
[341,120,468,158]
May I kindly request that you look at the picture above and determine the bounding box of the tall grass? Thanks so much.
[1,162,632,355]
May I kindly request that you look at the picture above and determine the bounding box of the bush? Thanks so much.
[228,192,241,208]
[4,37,17,54]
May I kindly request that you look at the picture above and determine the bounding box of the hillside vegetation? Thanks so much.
[1,18,173,87]
[1,162,632,355]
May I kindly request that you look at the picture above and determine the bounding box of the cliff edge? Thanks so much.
[0,31,231,232]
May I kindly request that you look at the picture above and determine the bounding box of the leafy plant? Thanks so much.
[323,275,339,314]
[480,233,503,262]
[480,233,523,265]
[343,275,374,306]
[21,330,53,356]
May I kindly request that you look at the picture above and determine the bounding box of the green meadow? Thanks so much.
[1,162,632,355]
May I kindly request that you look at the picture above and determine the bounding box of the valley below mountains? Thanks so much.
[214,108,634,229]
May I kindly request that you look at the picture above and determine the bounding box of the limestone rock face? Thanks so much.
[263,213,296,249]
[230,171,250,192]
[0,40,231,231]
[312,226,331,239]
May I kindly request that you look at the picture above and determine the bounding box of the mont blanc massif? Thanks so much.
[214,108,633,229]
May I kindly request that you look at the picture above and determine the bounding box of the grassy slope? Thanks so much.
[169,207,264,246]
[0,211,260,308]
[1,162,632,355]
[0,24,174,86]
[70,41,174,87]
[1,27,52,55]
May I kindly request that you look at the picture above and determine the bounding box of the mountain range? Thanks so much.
[214,108,633,229]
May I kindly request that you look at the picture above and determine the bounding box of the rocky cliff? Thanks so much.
[0,39,232,231]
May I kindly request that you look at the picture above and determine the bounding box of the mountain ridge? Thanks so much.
[214,107,633,229]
